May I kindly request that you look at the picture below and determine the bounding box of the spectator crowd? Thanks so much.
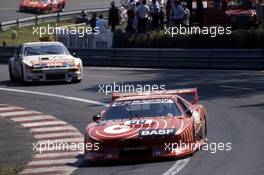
[75,0,207,34]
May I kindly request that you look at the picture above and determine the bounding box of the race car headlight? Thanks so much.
[230,16,236,22]
[76,62,81,71]
[153,146,162,156]
[25,64,33,72]
[249,15,254,21]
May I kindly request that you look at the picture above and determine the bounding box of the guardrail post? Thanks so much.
[17,19,19,27]
[35,16,38,25]
[0,23,2,31]
[57,13,60,23]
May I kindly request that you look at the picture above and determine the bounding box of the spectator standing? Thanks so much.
[2,41,7,46]
[108,1,120,33]
[157,0,165,28]
[126,0,136,33]
[127,0,136,22]
[181,1,190,26]
[166,0,173,26]
[196,0,205,27]
[75,12,88,24]
[96,14,107,33]
[88,13,97,33]
[133,1,141,32]
[172,0,187,26]
[150,0,161,29]
[136,0,150,33]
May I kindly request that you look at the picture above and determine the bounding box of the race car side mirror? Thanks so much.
[185,110,192,116]
[93,114,101,122]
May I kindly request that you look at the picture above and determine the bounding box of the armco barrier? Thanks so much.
[0,8,108,30]
[0,47,263,70]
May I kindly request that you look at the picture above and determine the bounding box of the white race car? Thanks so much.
[8,42,83,83]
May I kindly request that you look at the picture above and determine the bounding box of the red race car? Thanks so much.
[19,0,66,14]
[85,88,207,163]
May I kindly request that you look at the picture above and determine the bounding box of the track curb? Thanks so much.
[0,104,84,175]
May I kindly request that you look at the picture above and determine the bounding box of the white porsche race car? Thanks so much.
[8,42,83,83]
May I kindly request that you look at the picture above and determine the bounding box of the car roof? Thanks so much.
[23,42,63,47]
[114,94,178,101]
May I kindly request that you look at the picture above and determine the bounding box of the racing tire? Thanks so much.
[72,79,82,83]
[9,64,18,82]
[20,65,25,82]
[19,6,25,12]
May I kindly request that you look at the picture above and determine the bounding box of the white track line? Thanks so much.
[19,166,74,174]
[30,126,78,133]
[163,157,191,175]
[28,158,77,166]
[11,115,55,122]
[0,107,25,111]
[34,132,82,139]
[34,152,80,159]
[37,137,83,144]
[21,121,67,128]
[0,111,40,117]
[0,87,108,106]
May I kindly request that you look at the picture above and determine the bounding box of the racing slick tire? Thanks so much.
[8,64,18,82]
[19,6,25,12]
[72,79,82,83]
[20,65,25,82]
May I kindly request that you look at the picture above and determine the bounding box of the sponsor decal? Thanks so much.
[104,124,131,134]
[124,119,152,126]
[139,128,176,137]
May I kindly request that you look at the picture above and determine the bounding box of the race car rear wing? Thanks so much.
[112,88,199,104]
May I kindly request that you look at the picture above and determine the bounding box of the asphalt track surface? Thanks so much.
[0,64,263,175]
[0,0,119,22]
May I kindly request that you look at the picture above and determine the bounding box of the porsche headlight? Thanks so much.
[25,64,33,73]
[249,15,254,21]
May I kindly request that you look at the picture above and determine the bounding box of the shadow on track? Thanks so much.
[67,153,190,168]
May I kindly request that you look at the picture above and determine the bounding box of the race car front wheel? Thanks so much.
[20,65,25,82]
[9,64,17,82]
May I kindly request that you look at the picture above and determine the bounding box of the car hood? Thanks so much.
[22,54,77,67]
[86,117,191,141]
[226,9,256,16]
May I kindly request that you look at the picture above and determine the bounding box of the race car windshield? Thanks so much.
[103,99,182,120]
[23,44,69,56]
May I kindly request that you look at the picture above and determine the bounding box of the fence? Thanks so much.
[0,8,109,30]
[0,47,263,70]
